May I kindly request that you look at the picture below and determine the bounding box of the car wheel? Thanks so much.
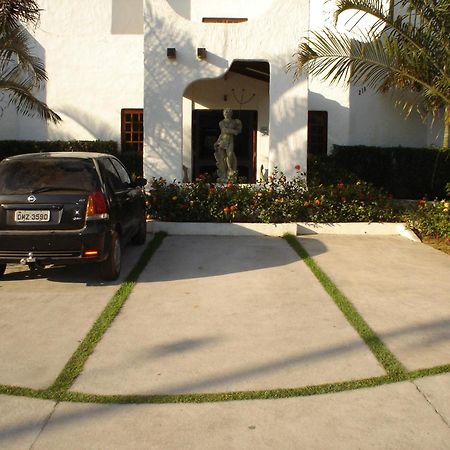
[100,231,121,281]
[131,216,147,245]
[0,263,6,277]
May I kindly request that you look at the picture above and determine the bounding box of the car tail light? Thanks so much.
[86,191,109,220]
[83,249,99,257]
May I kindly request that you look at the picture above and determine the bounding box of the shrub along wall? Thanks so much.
[332,145,450,199]
[0,140,119,161]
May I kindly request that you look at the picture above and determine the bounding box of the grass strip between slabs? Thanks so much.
[2,232,450,404]
[47,232,167,397]
[283,233,407,379]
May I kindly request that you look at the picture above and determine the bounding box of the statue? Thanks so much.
[214,108,242,182]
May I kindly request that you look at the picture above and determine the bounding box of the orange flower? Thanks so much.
[223,207,231,213]
[314,199,321,206]
[230,204,237,211]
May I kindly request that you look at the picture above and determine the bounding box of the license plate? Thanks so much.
[14,210,51,222]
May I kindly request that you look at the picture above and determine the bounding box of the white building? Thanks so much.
[0,0,444,181]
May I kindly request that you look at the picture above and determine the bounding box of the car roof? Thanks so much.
[1,152,116,162]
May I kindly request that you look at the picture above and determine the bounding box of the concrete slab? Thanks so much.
[33,382,450,449]
[415,373,450,426]
[0,395,56,450]
[0,243,147,389]
[299,235,450,370]
[73,236,384,395]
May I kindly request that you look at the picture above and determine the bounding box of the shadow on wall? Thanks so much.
[54,106,117,141]
[143,13,204,178]
[111,0,144,34]
[348,78,429,148]
[143,2,310,180]
[0,31,50,140]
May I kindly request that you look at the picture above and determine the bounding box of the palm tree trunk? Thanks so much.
[444,104,450,148]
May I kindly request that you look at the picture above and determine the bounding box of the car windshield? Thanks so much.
[0,157,99,194]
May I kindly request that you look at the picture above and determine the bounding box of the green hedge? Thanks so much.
[332,145,450,199]
[0,140,143,176]
[0,140,119,161]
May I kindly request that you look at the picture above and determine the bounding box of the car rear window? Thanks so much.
[0,157,99,194]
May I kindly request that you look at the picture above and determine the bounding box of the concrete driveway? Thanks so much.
[1,234,449,449]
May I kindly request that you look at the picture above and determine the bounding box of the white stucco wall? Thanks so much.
[144,0,309,182]
[0,0,144,143]
[308,0,440,152]
[166,0,274,22]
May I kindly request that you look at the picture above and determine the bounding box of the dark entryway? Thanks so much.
[192,109,257,182]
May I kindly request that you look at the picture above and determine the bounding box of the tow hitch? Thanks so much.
[20,253,45,271]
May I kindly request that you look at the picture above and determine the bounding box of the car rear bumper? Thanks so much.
[0,223,109,265]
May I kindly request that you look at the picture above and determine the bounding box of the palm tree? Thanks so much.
[0,0,61,123]
[291,0,449,147]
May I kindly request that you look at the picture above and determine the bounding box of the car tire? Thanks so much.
[0,263,6,277]
[131,216,147,245]
[100,231,121,281]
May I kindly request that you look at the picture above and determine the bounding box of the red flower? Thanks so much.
[314,199,321,206]
[223,207,231,213]
[417,198,426,206]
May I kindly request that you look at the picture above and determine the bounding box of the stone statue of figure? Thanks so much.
[214,108,242,182]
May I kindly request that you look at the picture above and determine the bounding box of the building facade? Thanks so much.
[0,0,444,181]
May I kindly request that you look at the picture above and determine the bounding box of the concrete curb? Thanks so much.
[297,222,421,242]
[147,221,420,241]
[147,221,297,237]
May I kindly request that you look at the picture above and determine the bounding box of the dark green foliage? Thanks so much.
[0,140,119,161]
[332,145,450,199]
[147,170,397,223]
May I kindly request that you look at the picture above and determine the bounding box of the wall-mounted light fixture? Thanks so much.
[167,48,176,59]
[197,48,207,60]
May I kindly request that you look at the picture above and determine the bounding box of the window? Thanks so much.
[308,111,328,156]
[121,109,143,155]
[100,158,126,192]
[111,158,131,185]
[121,109,144,176]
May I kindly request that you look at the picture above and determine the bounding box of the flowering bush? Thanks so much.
[404,199,450,241]
[146,169,397,223]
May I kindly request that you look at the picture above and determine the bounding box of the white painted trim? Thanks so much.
[146,221,420,241]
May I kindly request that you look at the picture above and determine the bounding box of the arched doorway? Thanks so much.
[183,60,269,183]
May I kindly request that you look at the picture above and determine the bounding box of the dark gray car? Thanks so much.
[0,152,147,280]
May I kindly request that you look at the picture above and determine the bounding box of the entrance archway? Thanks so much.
[183,60,269,182]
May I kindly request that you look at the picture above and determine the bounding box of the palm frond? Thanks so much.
[0,78,61,124]
[0,0,40,31]
[0,26,47,82]
[291,0,449,122]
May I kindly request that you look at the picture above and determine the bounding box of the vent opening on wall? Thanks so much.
[202,18,248,23]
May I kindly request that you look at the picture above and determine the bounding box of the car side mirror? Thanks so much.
[134,177,147,187]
